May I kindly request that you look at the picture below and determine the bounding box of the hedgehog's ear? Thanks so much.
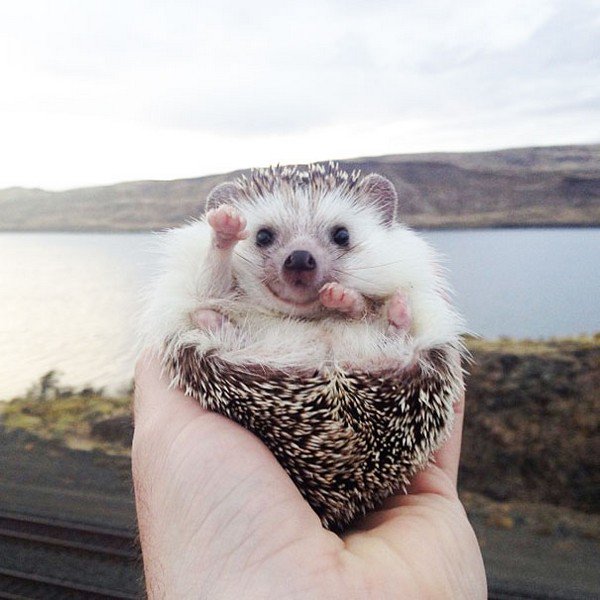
[360,174,397,226]
[205,182,241,211]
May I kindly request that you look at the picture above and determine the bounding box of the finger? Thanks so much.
[350,388,466,538]
[431,386,465,486]
[133,350,205,428]
[407,387,465,498]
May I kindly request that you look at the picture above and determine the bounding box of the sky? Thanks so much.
[0,0,599,190]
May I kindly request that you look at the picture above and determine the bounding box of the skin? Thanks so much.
[132,357,486,599]
[206,205,249,250]
[319,281,367,318]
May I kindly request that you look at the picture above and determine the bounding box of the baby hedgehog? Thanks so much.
[141,162,465,532]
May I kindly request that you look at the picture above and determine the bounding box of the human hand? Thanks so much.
[132,354,487,599]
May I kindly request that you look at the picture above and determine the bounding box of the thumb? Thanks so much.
[131,353,326,590]
[132,351,317,518]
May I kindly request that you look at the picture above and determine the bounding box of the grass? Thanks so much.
[1,334,598,449]
[464,333,600,355]
[1,375,131,452]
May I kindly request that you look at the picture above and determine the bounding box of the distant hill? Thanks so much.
[1,144,599,231]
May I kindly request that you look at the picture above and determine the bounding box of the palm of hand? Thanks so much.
[133,357,486,599]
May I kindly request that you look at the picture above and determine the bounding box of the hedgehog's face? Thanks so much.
[228,178,398,317]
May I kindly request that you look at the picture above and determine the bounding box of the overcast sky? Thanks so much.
[1,0,598,190]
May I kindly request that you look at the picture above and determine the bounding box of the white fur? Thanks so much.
[139,186,465,371]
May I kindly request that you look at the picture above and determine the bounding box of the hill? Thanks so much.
[0,144,599,231]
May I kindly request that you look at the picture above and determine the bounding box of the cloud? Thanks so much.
[0,0,598,188]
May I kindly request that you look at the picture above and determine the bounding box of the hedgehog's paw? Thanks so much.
[191,308,226,332]
[319,282,366,318]
[207,205,248,250]
[387,289,412,331]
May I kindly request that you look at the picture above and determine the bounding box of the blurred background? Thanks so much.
[0,1,598,598]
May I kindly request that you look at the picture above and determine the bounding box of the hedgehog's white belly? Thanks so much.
[213,313,417,372]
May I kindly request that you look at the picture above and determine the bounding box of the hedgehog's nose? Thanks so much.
[284,250,316,272]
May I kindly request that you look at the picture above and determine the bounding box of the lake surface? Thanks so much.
[1,229,599,398]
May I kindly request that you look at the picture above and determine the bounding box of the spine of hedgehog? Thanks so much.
[168,343,463,531]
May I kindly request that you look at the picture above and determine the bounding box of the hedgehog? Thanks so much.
[140,162,465,532]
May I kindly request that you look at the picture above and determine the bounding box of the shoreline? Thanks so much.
[2,335,598,512]
[1,223,600,234]
[2,334,598,404]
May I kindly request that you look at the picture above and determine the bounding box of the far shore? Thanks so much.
[1,223,600,235]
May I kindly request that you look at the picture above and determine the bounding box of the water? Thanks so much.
[425,228,600,339]
[1,229,599,398]
[0,233,155,399]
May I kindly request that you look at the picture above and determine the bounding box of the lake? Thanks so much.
[1,229,599,398]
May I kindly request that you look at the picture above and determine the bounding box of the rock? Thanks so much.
[90,415,133,446]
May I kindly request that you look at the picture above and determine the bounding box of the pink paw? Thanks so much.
[387,290,412,330]
[207,205,248,249]
[191,308,225,332]
[319,282,365,317]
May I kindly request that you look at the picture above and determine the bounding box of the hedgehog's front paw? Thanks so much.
[207,205,248,250]
[319,283,366,318]
[191,308,226,332]
[387,290,412,331]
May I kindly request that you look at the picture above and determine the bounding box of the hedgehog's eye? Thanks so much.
[331,226,350,247]
[256,228,275,247]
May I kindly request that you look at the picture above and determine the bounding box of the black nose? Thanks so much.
[283,250,316,272]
